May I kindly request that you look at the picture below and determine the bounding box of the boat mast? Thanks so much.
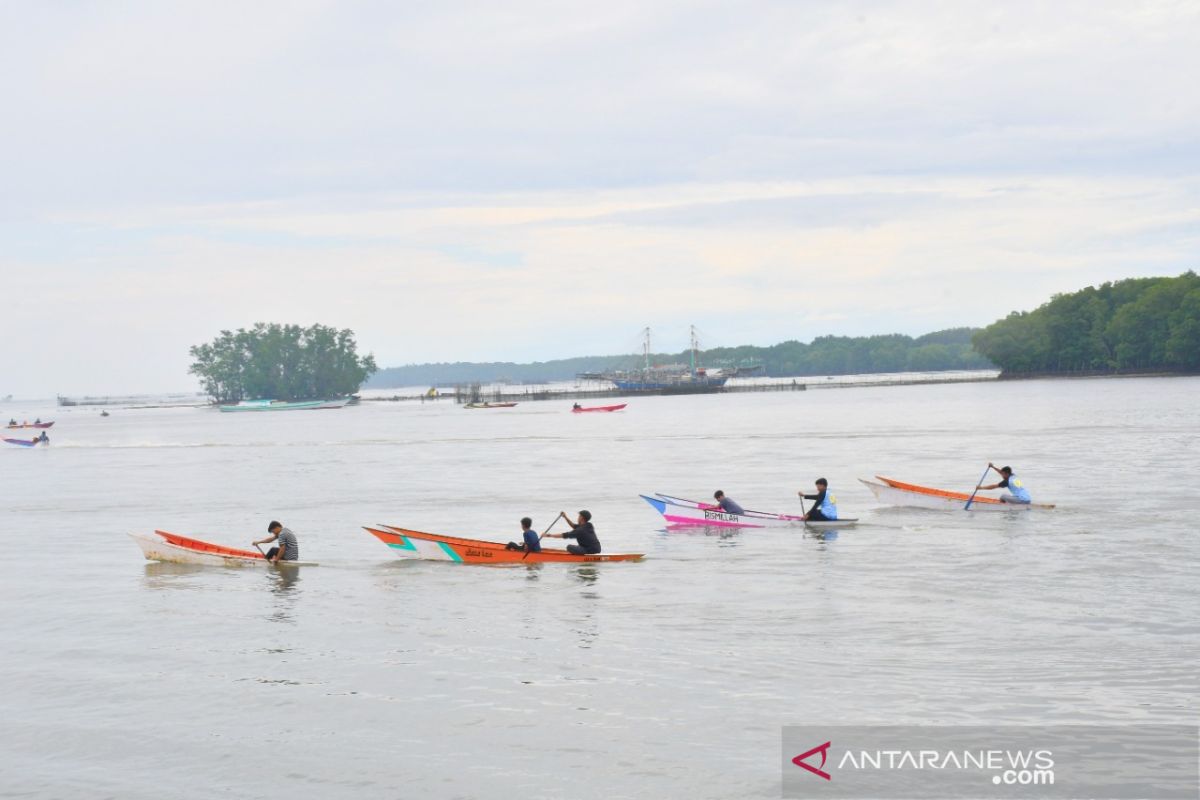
[690,325,698,375]
[643,327,651,373]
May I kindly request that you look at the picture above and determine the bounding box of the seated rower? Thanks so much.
[976,463,1031,504]
[799,478,838,521]
[253,520,300,562]
[545,510,601,555]
[712,490,745,515]
[504,517,542,553]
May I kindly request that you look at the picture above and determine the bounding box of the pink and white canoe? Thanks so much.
[129,530,317,567]
[641,494,857,529]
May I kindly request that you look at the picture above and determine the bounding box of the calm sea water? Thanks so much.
[1,378,1196,799]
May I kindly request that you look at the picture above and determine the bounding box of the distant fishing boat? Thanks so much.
[571,403,627,413]
[6,421,54,429]
[463,402,518,409]
[4,437,46,447]
[217,398,351,412]
[591,327,731,395]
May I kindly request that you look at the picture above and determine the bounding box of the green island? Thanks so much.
[189,323,377,403]
[973,271,1200,374]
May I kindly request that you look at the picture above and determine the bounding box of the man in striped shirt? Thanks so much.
[254,521,299,562]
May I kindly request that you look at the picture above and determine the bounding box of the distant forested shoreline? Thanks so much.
[367,328,992,388]
[972,271,1199,375]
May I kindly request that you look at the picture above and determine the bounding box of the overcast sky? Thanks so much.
[2,1,1198,396]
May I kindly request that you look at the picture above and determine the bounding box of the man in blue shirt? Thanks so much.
[712,490,745,515]
[505,517,542,553]
[977,463,1032,504]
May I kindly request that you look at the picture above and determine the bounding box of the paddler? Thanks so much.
[712,490,745,515]
[253,520,299,563]
[976,463,1032,504]
[504,517,542,553]
[545,510,601,555]
[799,478,838,521]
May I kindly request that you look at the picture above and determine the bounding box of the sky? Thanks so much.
[2,1,1198,396]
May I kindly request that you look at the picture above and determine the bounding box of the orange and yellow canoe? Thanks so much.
[861,476,1056,510]
[365,525,644,564]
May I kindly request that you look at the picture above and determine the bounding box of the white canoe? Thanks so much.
[641,495,857,529]
[860,476,1055,511]
[129,530,317,567]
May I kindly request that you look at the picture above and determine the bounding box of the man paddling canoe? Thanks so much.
[253,521,299,563]
[504,517,542,554]
[544,510,601,555]
[799,478,839,521]
[976,463,1032,504]
[712,490,745,515]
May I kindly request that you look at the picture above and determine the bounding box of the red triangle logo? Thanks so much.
[792,741,832,781]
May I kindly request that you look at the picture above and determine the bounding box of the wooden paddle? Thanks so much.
[797,492,813,530]
[253,542,270,561]
[963,463,993,510]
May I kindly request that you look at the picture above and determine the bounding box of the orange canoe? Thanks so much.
[365,525,644,564]
[871,476,1056,510]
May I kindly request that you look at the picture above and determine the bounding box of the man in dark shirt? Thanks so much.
[545,510,601,555]
[712,490,745,515]
[505,517,542,553]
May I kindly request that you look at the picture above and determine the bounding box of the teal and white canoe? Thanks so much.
[218,398,351,412]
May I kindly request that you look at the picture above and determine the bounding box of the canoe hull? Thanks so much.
[572,403,627,413]
[861,477,1055,511]
[6,422,54,429]
[4,438,44,447]
[464,402,518,409]
[218,399,349,412]
[641,495,857,529]
[129,531,316,566]
[366,525,643,564]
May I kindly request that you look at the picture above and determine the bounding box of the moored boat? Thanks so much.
[641,494,857,529]
[129,530,317,566]
[217,398,350,412]
[464,402,518,409]
[365,525,644,564]
[860,476,1056,510]
[571,403,627,413]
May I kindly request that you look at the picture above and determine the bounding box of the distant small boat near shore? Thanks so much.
[217,398,351,412]
[463,402,518,409]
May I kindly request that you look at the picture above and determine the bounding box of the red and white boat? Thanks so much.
[571,403,627,413]
[129,530,317,566]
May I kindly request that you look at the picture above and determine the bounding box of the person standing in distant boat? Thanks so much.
[712,490,745,515]
[545,510,601,555]
[800,478,838,521]
[504,517,542,553]
[253,521,299,562]
[976,463,1032,504]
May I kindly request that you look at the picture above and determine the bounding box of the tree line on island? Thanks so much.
[972,271,1200,373]
[188,323,377,403]
[365,328,992,387]
[187,271,1199,399]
